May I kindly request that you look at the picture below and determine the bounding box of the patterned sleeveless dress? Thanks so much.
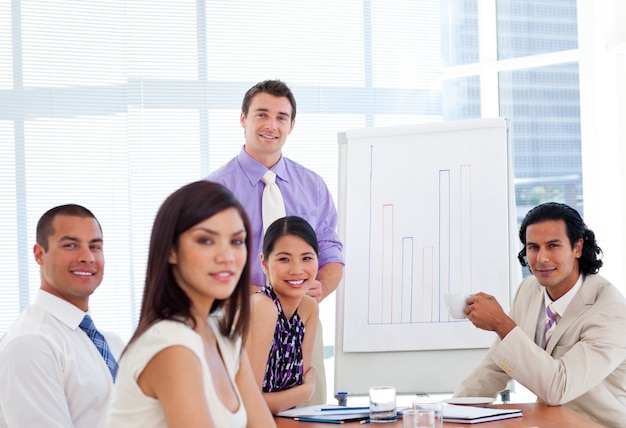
[259,286,305,392]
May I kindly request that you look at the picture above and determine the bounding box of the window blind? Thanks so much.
[0,0,581,350]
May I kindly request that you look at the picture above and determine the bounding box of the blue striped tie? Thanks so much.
[79,315,118,381]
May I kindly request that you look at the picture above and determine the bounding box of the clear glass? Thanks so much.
[369,386,397,423]
[404,409,435,428]
[413,400,443,428]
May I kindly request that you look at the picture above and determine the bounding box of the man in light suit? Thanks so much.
[454,202,626,428]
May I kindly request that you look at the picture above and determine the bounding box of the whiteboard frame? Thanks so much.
[333,118,520,396]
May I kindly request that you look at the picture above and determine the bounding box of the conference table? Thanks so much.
[274,403,602,427]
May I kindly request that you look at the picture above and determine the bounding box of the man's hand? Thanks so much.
[465,292,516,339]
[315,262,343,302]
[306,280,323,303]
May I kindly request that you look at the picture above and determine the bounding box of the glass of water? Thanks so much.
[403,409,435,428]
[368,386,397,423]
[412,399,443,428]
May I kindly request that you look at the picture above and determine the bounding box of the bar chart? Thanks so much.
[367,155,475,325]
[340,119,514,352]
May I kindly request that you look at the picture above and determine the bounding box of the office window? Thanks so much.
[500,63,581,206]
[441,0,480,67]
[442,75,481,121]
[0,0,582,357]
[497,0,578,60]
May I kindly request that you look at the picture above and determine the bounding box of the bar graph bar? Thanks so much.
[400,237,413,323]
[439,169,450,320]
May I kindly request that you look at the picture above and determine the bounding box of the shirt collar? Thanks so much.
[35,289,89,330]
[543,273,583,317]
[236,146,288,184]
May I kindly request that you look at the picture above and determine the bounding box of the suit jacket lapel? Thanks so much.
[545,275,598,353]
[519,283,545,338]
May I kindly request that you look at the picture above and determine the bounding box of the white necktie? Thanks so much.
[261,170,286,233]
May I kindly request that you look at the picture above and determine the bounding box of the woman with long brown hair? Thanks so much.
[107,181,274,428]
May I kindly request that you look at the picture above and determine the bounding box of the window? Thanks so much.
[0,1,581,359]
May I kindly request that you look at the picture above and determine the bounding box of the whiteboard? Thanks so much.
[334,118,520,395]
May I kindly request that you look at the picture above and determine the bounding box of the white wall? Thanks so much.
[578,0,626,293]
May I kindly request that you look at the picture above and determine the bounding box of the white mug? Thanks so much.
[444,293,471,319]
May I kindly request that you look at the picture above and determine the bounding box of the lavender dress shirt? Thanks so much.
[206,146,344,287]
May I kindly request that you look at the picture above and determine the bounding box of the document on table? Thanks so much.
[443,404,522,424]
[276,404,370,423]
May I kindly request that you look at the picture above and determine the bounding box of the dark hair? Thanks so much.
[517,202,603,274]
[36,204,101,251]
[263,216,319,260]
[241,79,297,122]
[127,181,252,349]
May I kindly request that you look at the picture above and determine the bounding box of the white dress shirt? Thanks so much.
[534,274,583,346]
[0,289,125,428]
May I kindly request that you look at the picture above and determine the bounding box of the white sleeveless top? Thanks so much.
[106,317,246,427]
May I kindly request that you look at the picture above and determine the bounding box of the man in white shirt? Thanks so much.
[0,204,124,428]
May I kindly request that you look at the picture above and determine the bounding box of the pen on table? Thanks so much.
[294,417,344,424]
[320,406,370,412]
[360,419,370,424]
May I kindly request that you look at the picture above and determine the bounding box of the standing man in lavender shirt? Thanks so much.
[206,79,344,405]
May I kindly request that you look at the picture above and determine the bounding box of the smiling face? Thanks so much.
[34,215,104,311]
[168,207,247,313]
[525,219,583,300]
[261,234,318,300]
[241,92,295,167]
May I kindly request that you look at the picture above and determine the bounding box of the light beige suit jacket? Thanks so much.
[454,274,626,427]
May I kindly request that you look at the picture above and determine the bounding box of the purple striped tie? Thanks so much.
[543,304,558,349]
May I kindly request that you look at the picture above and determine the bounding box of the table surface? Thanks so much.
[274,403,602,428]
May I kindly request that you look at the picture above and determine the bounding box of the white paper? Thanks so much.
[276,404,370,418]
[342,122,512,352]
[443,405,522,424]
